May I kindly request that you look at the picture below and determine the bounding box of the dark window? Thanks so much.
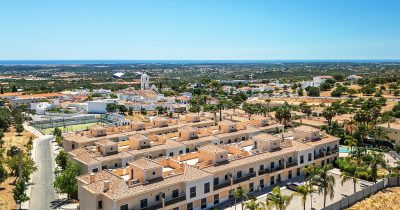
[242,137,245,141]
[201,198,207,209]
[98,200,103,209]
[225,175,229,180]
[179,150,183,155]
[249,183,254,192]
[260,179,264,188]
[259,165,264,171]
[308,153,312,161]
[271,162,275,169]
[249,168,254,174]
[288,170,292,179]
[169,152,174,156]
[204,182,210,193]
[237,171,242,178]
[270,176,275,185]
[190,186,196,198]
[288,157,292,163]
[186,148,190,153]
[92,168,99,172]
[300,155,304,164]
[214,177,219,186]
[214,194,220,204]
[173,189,179,198]
[120,204,128,210]
[187,203,193,210]
[114,163,118,168]
[140,199,147,209]
[297,168,301,176]
[102,165,107,170]
[172,208,179,210]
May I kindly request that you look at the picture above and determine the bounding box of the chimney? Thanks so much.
[89,173,96,184]
[103,180,110,192]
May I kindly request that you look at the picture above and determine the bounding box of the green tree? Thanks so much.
[322,108,336,126]
[337,158,367,194]
[0,163,7,184]
[295,182,316,210]
[56,150,68,170]
[306,86,320,97]
[54,161,79,199]
[266,186,293,210]
[11,85,18,93]
[16,123,24,136]
[314,164,336,208]
[344,135,357,153]
[105,103,117,113]
[363,151,386,183]
[13,178,29,209]
[244,198,262,210]
[128,107,134,116]
[118,105,127,114]
[233,186,247,210]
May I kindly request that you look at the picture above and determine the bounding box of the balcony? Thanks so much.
[232,175,250,184]
[249,172,256,178]
[326,149,339,156]
[314,153,325,160]
[286,162,298,168]
[142,195,186,210]
[258,169,267,176]
[214,181,231,191]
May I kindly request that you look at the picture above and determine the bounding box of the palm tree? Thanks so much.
[363,151,386,182]
[344,135,357,153]
[244,198,262,210]
[217,98,228,121]
[265,186,293,210]
[295,182,317,210]
[276,107,291,126]
[328,120,343,137]
[203,104,218,125]
[226,99,239,120]
[233,186,247,210]
[314,164,336,208]
[369,126,388,146]
[339,163,367,194]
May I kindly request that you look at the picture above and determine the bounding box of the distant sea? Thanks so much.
[0,60,399,65]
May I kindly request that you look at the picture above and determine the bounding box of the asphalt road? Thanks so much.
[29,135,59,210]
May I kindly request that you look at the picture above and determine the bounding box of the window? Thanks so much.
[214,194,220,204]
[242,137,246,141]
[288,157,292,163]
[249,167,254,174]
[186,148,190,153]
[173,189,179,198]
[308,153,312,161]
[172,208,179,210]
[152,171,156,175]
[260,179,264,188]
[201,198,207,209]
[179,150,183,155]
[297,168,301,176]
[114,163,118,168]
[102,165,107,170]
[237,171,242,178]
[214,177,219,186]
[204,182,210,193]
[169,152,174,156]
[300,155,304,164]
[190,186,196,198]
[259,165,264,171]
[288,170,292,179]
[271,162,275,169]
[270,176,275,185]
[225,174,229,181]
[249,183,254,192]
[98,200,102,209]
[187,203,193,210]
[140,199,147,209]
[120,204,128,210]
[92,168,98,172]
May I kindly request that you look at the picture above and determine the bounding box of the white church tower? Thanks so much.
[140,74,150,90]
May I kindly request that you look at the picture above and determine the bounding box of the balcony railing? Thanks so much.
[258,169,267,176]
[249,172,256,178]
[314,153,325,160]
[233,175,250,184]
[326,149,339,155]
[286,162,298,168]
[142,195,186,210]
[214,181,231,191]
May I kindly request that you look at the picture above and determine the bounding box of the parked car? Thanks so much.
[286,182,301,191]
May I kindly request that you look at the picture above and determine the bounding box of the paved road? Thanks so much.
[29,135,59,210]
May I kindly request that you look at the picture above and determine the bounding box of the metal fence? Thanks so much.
[322,177,400,210]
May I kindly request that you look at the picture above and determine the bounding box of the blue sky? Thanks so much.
[0,0,399,60]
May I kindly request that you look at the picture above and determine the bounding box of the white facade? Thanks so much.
[30,102,55,115]
[87,100,118,114]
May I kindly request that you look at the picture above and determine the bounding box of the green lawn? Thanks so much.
[39,122,100,134]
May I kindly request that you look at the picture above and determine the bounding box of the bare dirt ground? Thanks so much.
[0,127,37,210]
[349,187,400,210]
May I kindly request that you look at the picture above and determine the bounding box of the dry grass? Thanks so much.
[0,127,37,210]
[349,187,400,210]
